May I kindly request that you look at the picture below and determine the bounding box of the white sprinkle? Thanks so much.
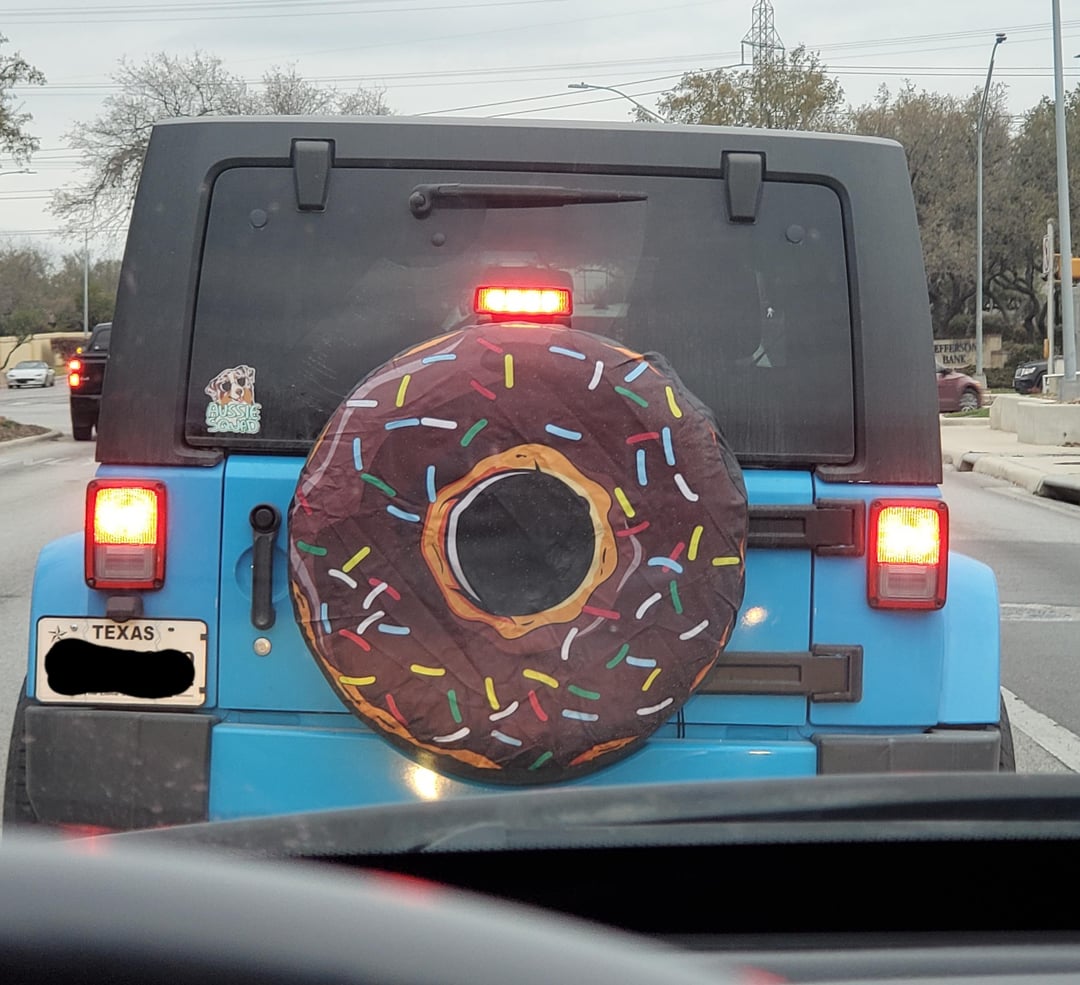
[562,709,599,722]
[489,700,520,722]
[491,729,523,747]
[679,619,710,641]
[635,592,663,620]
[560,626,578,661]
[433,727,471,743]
[363,582,388,609]
[420,417,457,429]
[588,360,604,390]
[346,398,378,408]
[328,569,358,590]
[356,610,384,635]
[636,697,674,716]
[673,472,699,502]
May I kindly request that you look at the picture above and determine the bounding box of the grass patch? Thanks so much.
[943,408,990,419]
[0,416,49,442]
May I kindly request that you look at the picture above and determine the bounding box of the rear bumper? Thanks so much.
[14,708,1001,829]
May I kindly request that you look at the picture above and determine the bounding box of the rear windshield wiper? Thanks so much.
[408,183,647,217]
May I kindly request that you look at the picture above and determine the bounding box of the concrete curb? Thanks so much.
[945,448,1080,504]
[0,429,62,450]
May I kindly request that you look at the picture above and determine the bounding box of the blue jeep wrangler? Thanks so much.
[4,117,1009,830]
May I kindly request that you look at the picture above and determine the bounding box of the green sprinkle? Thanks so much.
[528,750,553,771]
[614,385,648,408]
[360,473,397,497]
[297,541,327,556]
[669,579,683,615]
[606,643,630,669]
[447,688,462,724]
[568,684,600,701]
[461,419,488,447]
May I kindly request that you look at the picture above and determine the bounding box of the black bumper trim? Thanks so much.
[699,646,863,702]
[815,729,1001,774]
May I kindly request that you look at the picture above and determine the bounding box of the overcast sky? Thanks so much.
[2,0,1080,255]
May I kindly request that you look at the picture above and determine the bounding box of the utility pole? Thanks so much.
[1052,0,1078,395]
[1047,220,1056,374]
[83,231,89,340]
[741,0,784,66]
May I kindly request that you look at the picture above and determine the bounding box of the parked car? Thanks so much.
[5,360,55,389]
[1013,359,1047,394]
[936,364,983,412]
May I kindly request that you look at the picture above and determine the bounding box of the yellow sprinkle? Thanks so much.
[613,486,636,519]
[504,353,514,389]
[642,668,662,692]
[712,556,740,566]
[665,385,683,419]
[395,373,411,408]
[339,674,376,687]
[341,546,371,573]
[523,669,559,689]
[485,676,500,710]
[688,525,704,562]
[411,664,446,677]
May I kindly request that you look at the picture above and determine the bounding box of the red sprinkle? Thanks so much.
[338,629,371,651]
[477,337,504,354]
[528,689,548,722]
[582,605,621,620]
[616,521,651,537]
[470,379,497,400]
[625,431,660,445]
[368,577,402,601]
[296,491,313,516]
[386,693,407,726]
[670,541,686,561]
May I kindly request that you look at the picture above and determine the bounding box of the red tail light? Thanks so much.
[867,499,948,609]
[68,372,82,388]
[474,286,573,317]
[68,358,83,389]
[85,480,166,590]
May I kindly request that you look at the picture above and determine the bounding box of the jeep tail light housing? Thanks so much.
[85,480,166,590]
[867,499,948,610]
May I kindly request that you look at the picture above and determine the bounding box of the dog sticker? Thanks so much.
[205,365,262,434]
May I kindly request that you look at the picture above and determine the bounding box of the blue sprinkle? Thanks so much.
[426,464,437,503]
[385,417,421,430]
[636,448,648,487]
[561,709,600,722]
[352,437,363,471]
[319,602,332,634]
[648,556,684,574]
[545,424,583,441]
[387,505,421,523]
[549,345,587,361]
[661,426,675,466]
[626,656,657,668]
[624,360,649,383]
[422,353,457,364]
[378,624,411,636]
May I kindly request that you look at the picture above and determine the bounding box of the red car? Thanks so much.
[936,364,984,412]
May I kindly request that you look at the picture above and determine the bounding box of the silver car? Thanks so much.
[5,360,56,389]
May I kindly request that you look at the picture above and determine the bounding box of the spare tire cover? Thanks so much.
[289,322,747,784]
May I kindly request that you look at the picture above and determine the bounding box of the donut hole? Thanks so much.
[447,470,595,617]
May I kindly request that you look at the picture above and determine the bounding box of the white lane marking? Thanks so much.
[1002,687,1080,773]
[1000,602,1080,622]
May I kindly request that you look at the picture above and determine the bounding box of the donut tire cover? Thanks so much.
[289,323,747,785]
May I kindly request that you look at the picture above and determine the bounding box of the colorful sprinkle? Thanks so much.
[420,417,457,429]
[606,643,630,669]
[528,751,553,770]
[346,398,378,408]
[636,448,648,487]
[461,419,488,447]
[352,437,363,471]
[378,624,411,635]
[613,486,636,519]
[626,656,657,669]
[688,525,704,562]
[661,426,676,466]
[669,579,683,614]
[637,697,674,716]
[665,386,683,419]
[363,583,388,608]
[342,546,371,573]
[545,424,583,441]
[635,592,663,620]
[477,337,503,353]
[426,465,437,503]
[673,472,699,502]
[504,353,515,389]
[411,664,446,677]
[421,353,456,364]
[679,619,710,641]
[329,569,358,589]
[549,345,587,360]
[484,676,500,710]
[616,521,650,538]
[712,556,740,567]
[489,700,519,722]
[670,541,685,561]
[626,431,660,444]
[615,385,648,408]
[568,684,600,701]
[296,490,313,515]
[434,727,471,743]
[491,730,523,747]
[470,379,497,400]
[447,689,462,724]
[319,602,332,634]
[648,556,684,574]
[369,577,401,601]
[588,361,604,390]
[297,541,327,556]
[356,610,384,634]
[523,669,559,689]
[395,374,411,407]
[339,674,375,687]
[387,505,421,523]
[337,629,371,651]
[385,417,421,430]
[582,604,620,620]
[642,668,662,692]
[624,360,649,383]
[560,626,578,661]
[562,709,599,722]
[360,473,397,497]
[528,689,549,722]
[386,693,407,725]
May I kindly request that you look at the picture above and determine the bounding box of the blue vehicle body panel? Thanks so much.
[938,552,1000,723]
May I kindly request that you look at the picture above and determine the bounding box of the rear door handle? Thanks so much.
[249,504,281,630]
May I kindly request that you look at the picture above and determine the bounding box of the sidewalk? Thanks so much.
[940,417,1080,503]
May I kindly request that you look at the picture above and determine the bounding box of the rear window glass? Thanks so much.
[188,167,852,463]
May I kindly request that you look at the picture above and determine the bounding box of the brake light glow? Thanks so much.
[68,358,83,389]
[85,480,166,590]
[69,358,82,371]
[475,286,572,317]
[68,372,81,388]
[867,499,947,610]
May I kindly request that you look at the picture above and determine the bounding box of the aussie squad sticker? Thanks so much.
[205,364,262,434]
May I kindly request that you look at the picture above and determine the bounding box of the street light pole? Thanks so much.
[1054,0,1078,389]
[567,83,668,122]
[975,32,1006,383]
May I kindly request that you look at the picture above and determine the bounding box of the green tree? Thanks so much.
[0,34,45,164]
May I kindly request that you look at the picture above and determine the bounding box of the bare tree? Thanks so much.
[0,34,45,164]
